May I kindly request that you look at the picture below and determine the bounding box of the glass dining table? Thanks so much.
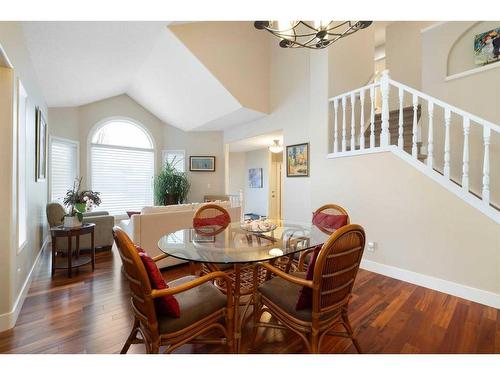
[157,221,331,352]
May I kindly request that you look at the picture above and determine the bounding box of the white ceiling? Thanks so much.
[21,21,264,131]
[228,130,283,153]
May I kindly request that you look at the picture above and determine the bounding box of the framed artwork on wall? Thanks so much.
[248,168,263,188]
[189,156,216,172]
[474,27,500,65]
[35,107,48,182]
[286,142,309,177]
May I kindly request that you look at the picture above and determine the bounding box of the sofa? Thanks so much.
[46,202,115,251]
[117,202,241,269]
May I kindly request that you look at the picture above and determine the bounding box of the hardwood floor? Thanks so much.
[0,244,499,354]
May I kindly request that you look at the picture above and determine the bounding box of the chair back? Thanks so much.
[46,202,67,227]
[312,224,365,315]
[193,203,231,235]
[312,204,350,234]
[112,227,159,337]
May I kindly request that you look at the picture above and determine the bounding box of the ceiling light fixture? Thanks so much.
[269,140,283,153]
[254,21,372,49]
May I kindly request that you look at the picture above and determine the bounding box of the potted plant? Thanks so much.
[62,177,102,227]
[154,158,190,206]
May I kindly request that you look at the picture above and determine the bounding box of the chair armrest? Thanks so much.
[298,247,317,272]
[82,215,114,227]
[258,262,313,288]
[152,253,169,263]
[150,271,234,309]
[83,211,110,218]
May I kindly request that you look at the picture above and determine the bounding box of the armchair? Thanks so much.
[252,224,365,353]
[112,227,234,353]
[46,202,114,251]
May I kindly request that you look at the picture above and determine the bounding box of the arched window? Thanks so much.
[90,119,154,216]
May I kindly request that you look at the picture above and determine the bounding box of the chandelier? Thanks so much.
[254,21,372,49]
[269,140,283,153]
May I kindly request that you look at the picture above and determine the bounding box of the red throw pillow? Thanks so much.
[296,245,321,310]
[312,211,347,230]
[137,249,180,318]
[126,211,140,218]
[193,213,230,228]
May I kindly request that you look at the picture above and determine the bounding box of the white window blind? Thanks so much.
[50,138,79,203]
[91,145,154,215]
[17,80,28,249]
[162,150,185,172]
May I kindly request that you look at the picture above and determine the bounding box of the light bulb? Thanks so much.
[269,140,283,153]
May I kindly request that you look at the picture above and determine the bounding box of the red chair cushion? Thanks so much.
[312,211,347,230]
[193,213,230,228]
[296,245,321,310]
[136,247,180,318]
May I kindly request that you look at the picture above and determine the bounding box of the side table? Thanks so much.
[50,223,95,277]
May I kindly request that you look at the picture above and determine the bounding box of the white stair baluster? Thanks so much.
[350,92,356,150]
[443,108,451,179]
[427,101,434,169]
[398,87,404,149]
[333,99,339,153]
[380,70,390,147]
[370,86,375,148]
[462,117,470,192]
[341,96,347,152]
[412,94,418,158]
[482,126,491,206]
[359,89,365,150]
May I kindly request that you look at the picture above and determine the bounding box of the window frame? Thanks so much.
[87,117,156,218]
[162,149,186,172]
[48,135,80,204]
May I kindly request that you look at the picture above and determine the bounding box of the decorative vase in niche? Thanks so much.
[63,216,82,228]
[75,203,86,213]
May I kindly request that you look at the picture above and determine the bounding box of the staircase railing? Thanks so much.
[328,70,499,214]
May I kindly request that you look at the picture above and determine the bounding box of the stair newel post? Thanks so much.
[369,86,375,148]
[380,70,390,147]
[333,98,339,153]
[359,89,365,150]
[350,92,356,151]
[397,87,404,149]
[462,117,470,192]
[443,108,451,179]
[482,126,491,206]
[412,94,418,159]
[341,96,347,152]
[427,101,434,169]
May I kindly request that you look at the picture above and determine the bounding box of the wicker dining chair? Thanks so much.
[284,203,351,273]
[193,204,268,297]
[252,224,366,353]
[112,227,234,354]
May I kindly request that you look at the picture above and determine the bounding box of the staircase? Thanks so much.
[329,71,500,223]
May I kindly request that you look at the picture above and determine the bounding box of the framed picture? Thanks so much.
[189,156,216,172]
[190,229,216,243]
[248,168,263,188]
[474,27,500,66]
[286,142,309,177]
[35,107,48,182]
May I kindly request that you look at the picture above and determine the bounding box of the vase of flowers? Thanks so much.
[62,177,102,227]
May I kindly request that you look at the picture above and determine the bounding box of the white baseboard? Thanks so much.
[0,236,48,332]
[361,259,500,309]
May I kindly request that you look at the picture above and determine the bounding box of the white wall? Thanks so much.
[49,94,226,205]
[0,22,49,330]
[244,149,269,217]
[228,152,245,196]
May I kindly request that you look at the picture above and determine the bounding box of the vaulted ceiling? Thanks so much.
[21,21,270,131]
